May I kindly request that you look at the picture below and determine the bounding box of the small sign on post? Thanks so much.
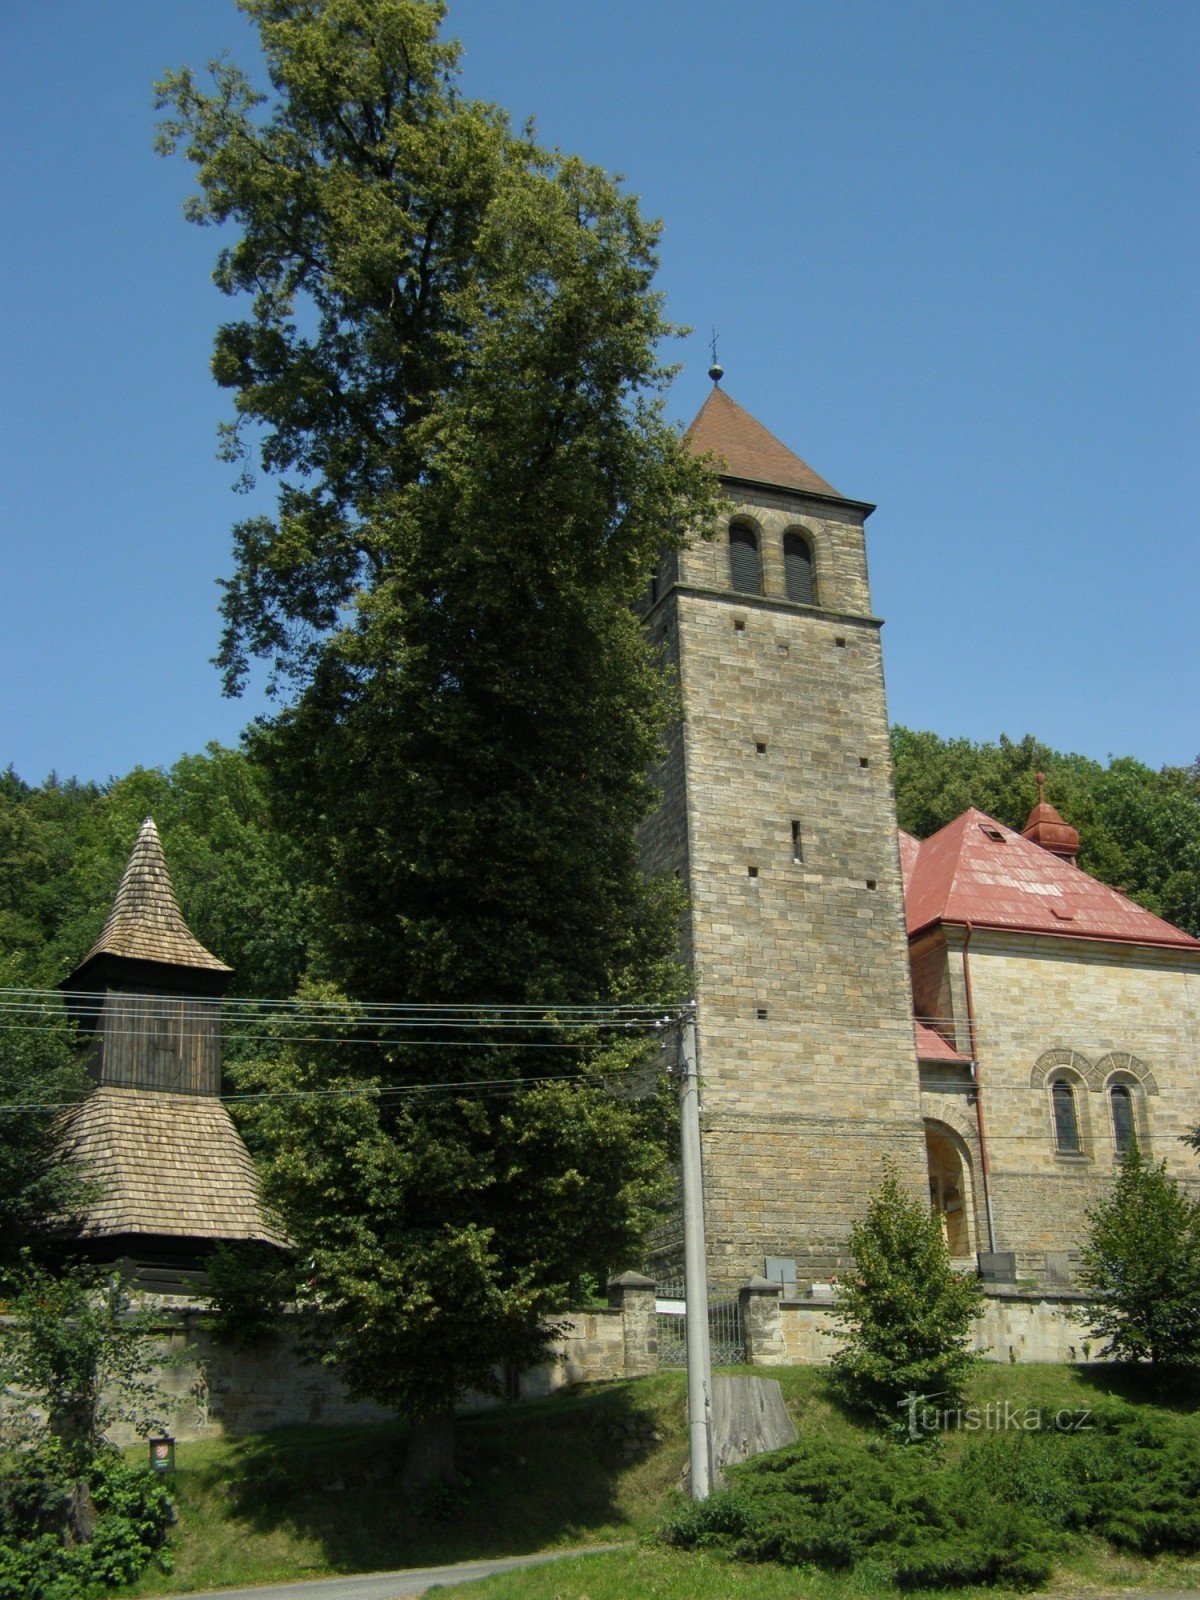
[149,1436,176,1474]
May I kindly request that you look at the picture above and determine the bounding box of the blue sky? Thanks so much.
[3,0,1197,787]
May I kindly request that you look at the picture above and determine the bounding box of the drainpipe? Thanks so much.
[961,921,998,1254]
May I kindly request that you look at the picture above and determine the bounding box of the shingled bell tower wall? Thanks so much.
[641,388,926,1287]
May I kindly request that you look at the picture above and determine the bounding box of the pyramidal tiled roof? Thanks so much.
[79,818,231,974]
[59,1087,288,1246]
[685,386,842,498]
[902,809,1200,950]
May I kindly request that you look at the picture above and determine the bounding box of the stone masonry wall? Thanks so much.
[772,1288,1102,1366]
[961,932,1200,1278]
[641,491,927,1286]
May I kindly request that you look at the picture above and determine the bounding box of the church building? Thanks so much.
[643,381,1200,1290]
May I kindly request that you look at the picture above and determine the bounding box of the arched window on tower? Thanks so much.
[1109,1083,1136,1154]
[1051,1080,1081,1154]
[729,524,762,595]
[784,531,816,605]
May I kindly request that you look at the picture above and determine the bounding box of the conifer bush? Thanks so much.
[1077,1144,1200,1368]
[829,1161,983,1428]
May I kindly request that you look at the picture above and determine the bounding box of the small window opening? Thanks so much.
[980,823,1006,843]
[778,642,790,657]
[747,865,758,878]
[866,879,877,890]
[791,821,803,863]
[1110,1084,1136,1153]
[1052,1080,1082,1154]
[755,741,767,755]
[859,757,870,769]
[734,618,746,633]
[729,524,763,595]
[756,1007,769,1020]
[783,531,816,605]
[835,636,847,648]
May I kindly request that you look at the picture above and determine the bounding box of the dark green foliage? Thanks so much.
[959,1407,1200,1555]
[659,1434,1056,1589]
[0,960,93,1267]
[226,993,676,1418]
[1076,1144,1200,1367]
[154,0,718,1457]
[0,1256,172,1460]
[891,727,1200,936]
[660,1406,1200,1589]
[0,746,310,998]
[0,1447,173,1600]
[830,1162,983,1427]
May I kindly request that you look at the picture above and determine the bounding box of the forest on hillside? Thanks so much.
[2,728,1198,1000]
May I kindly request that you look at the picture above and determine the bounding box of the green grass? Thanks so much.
[115,1364,1200,1598]
[117,1372,690,1595]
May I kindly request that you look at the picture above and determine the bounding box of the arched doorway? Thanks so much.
[925,1123,975,1260]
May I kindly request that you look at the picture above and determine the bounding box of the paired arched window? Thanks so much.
[1109,1083,1136,1154]
[784,531,816,605]
[1051,1080,1082,1154]
[728,524,762,595]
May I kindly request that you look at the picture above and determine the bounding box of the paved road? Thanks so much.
[157,1567,1200,1600]
[157,1544,628,1600]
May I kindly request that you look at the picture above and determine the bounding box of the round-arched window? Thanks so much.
[784,531,816,605]
[1052,1080,1081,1153]
[1110,1083,1136,1154]
[729,524,762,595]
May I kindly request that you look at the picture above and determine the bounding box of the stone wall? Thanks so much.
[639,487,927,1286]
[743,1281,1104,1368]
[12,1272,1113,1448]
[954,931,1200,1277]
[4,1274,660,1446]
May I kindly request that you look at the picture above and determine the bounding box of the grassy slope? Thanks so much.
[119,1364,1200,1599]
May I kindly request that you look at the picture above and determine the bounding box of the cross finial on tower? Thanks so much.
[708,326,723,385]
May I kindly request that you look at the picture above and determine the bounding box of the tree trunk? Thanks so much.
[63,1478,97,1546]
[401,1407,455,1494]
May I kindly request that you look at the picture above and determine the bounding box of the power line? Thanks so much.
[0,1068,629,1115]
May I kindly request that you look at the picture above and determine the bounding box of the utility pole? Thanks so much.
[678,1004,713,1500]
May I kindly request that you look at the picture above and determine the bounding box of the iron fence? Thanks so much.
[655,1292,744,1369]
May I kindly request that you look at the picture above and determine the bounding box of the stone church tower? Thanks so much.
[642,383,926,1287]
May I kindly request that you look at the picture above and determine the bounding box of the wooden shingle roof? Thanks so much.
[78,818,231,975]
[59,1087,288,1246]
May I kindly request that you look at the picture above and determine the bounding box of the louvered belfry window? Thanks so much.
[729,524,762,595]
[784,531,815,605]
[1110,1084,1135,1153]
[1052,1080,1081,1153]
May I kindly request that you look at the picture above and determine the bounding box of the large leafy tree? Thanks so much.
[156,0,717,1479]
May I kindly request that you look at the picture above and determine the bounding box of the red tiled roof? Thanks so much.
[903,808,1200,950]
[915,1022,971,1064]
[898,828,921,891]
[685,386,842,498]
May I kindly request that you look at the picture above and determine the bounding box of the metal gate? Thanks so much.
[655,1293,744,1369]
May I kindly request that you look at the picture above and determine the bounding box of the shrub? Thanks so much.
[1077,1144,1200,1368]
[830,1162,983,1427]
[0,1446,173,1600]
[660,1406,1200,1588]
[659,1433,1056,1589]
